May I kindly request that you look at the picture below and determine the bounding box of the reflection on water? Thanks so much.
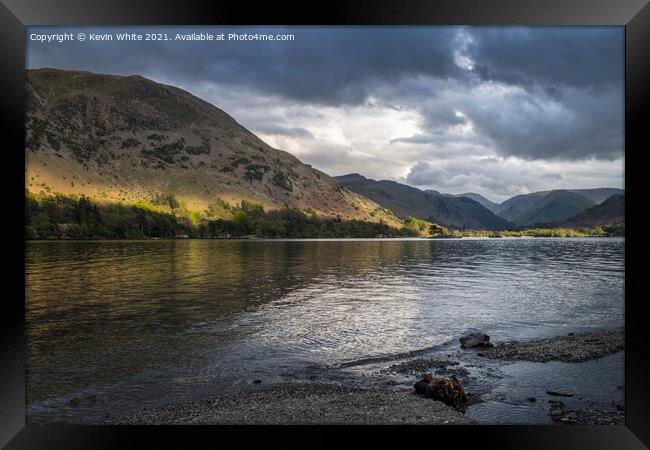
[26,238,624,422]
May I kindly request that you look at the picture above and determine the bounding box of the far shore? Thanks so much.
[26,235,623,242]
[106,327,624,425]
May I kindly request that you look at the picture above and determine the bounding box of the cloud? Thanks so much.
[466,27,624,92]
[27,26,625,200]
[254,125,314,139]
[376,75,623,161]
[403,156,623,202]
[452,83,624,161]
[405,161,462,187]
[28,26,463,106]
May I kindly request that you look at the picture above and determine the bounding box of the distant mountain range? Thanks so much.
[426,188,624,226]
[492,188,624,226]
[335,174,513,230]
[339,174,624,229]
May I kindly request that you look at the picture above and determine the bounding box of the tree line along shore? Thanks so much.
[25,191,624,240]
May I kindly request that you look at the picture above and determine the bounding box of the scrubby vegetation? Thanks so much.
[369,206,396,218]
[120,138,141,149]
[402,216,433,236]
[151,192,180,210]
[244,164,270,182]
[24,191,624,241]
[141,138,185,164]
[25,192,419,240]
[429,223,451,237]
[271,170,293,191]
[26,192,178,239]
[185,137,212,155]
[403,214,622,238]
[428,227,623,238]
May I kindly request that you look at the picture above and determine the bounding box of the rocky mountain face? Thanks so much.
[336,174,513,230]
[564,194,625,227]
[25,69,400,226]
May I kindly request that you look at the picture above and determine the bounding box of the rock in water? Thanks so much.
[413,374,468,411]
[414,372,434,395]
[459,333,494,349]
[429,377,468,411]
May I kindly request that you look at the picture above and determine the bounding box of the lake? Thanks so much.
[25,237,625,423]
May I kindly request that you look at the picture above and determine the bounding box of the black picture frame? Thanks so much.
[1,0,648,447]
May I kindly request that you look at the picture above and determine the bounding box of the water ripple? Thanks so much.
[26,238,624,420]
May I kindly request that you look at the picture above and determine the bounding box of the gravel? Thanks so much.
[382,357,457,374]
[105,328,624,425]
[477,328,624,362]
[107,383,475,425]
[548,400,625,425]
[381,357,470,382]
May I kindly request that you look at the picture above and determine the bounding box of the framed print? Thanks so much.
[1,0,648,448]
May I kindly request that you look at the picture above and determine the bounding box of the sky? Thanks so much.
[27,26,625,202]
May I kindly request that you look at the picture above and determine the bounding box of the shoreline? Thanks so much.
[106,327,624,425]
[26,235,624,242]
[106,383,475,425]
[477,327,624,363]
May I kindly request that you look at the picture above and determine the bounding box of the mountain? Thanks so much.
[567,188,624,204]
[564,194,625,227]
[426,190,500,213]
[455,193,500,213]
[495,190,596,226]
[336,174,513,230]
[25,69,399,226]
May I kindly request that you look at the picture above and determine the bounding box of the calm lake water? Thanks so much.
[25,238,624,423]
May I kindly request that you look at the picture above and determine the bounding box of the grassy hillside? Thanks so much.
[25,69,401,228]
[564,194,624,228]
[511,190,596,225]
[496,190,596,226]
[455,193,500,213]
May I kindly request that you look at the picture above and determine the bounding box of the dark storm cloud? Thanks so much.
[28,26,462,106]
[27,26,624,166]
[451,27,625,161]
[459,85,623,160]
[466,27,624,92]
[28,26,623,97]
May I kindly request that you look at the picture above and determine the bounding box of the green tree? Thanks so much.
[167,193,180,210]
[428,223,450,238]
